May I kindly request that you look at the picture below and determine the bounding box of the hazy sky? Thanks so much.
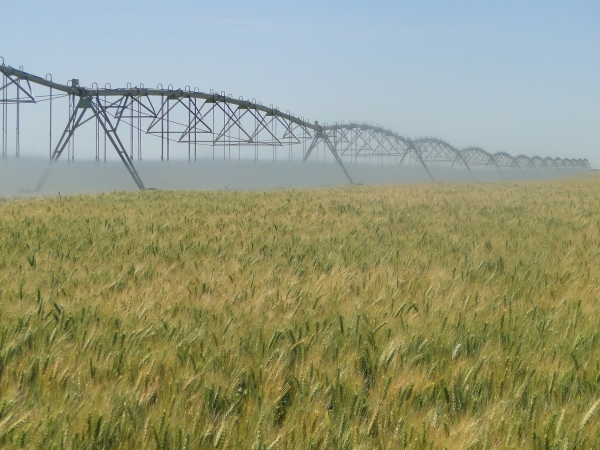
[2,0,599,166]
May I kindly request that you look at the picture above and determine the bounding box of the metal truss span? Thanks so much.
[0,60,591,190]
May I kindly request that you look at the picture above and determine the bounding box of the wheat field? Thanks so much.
[0,174,599,449]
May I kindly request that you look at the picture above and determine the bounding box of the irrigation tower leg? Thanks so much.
[90,99,145,190]
[302,136,319,162]
[408,142,435,182]
[35,96,146,192]
[303,132,354,185]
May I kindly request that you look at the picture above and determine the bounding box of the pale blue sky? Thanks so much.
[2,1,599,165]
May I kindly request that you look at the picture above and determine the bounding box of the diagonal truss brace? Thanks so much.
[36,96,145,191]
[0,73,35,103]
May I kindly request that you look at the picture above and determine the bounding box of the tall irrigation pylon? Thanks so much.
[0,60,591,190]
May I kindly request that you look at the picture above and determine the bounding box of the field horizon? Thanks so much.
[0,157,587,198]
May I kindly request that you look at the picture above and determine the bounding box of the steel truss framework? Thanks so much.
[0,60,591,190]
[461,147,500,170]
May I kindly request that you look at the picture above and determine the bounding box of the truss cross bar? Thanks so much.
[212,102,254,143]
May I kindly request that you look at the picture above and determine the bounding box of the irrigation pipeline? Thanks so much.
[0,60,591,190]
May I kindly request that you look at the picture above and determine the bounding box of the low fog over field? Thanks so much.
[0,157,587,197]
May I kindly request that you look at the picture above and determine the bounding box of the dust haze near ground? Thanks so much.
[0,157,586,197]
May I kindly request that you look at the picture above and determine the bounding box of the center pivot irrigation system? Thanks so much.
[0,59,591,190]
